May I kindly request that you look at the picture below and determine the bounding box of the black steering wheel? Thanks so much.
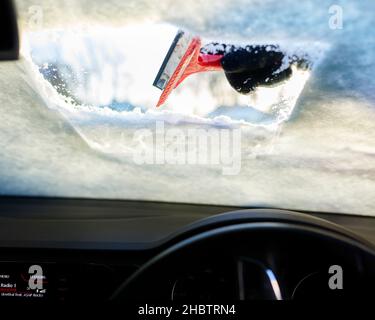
[111,209,375,301]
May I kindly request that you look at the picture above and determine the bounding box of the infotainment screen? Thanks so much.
[0,263,49,300]
[0,261,120,302]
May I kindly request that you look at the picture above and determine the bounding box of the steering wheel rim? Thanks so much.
[110,209,375,301]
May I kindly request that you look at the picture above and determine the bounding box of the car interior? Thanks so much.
[1,197,375,303]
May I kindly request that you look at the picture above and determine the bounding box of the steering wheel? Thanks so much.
[111,209,375,301]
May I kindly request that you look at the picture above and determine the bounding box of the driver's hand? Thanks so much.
[201,44,293,94]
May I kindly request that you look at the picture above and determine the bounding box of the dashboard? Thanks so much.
[0,197,374,302]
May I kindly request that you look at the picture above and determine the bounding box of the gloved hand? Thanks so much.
[201,43,293,94]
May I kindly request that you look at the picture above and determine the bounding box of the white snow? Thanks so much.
[0,0,374,216]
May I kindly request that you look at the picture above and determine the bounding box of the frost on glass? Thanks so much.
[22,23,326,157]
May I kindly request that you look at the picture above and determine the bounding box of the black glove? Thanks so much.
[201,43,293,94]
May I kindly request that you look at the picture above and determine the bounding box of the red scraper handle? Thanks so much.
[156,37,223,107]
[174,52,224,88]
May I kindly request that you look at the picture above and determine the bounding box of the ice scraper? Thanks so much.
[153,30,314,108]
[153,30,224,107]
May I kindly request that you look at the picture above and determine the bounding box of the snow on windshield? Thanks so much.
[0,0,374,216]
[22,23,325,155]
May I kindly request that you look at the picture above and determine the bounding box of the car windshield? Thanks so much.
[1,0,374,216]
